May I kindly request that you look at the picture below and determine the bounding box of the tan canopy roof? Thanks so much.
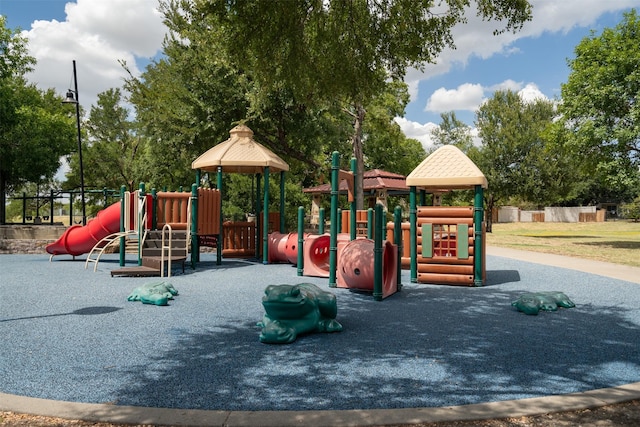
[406,145,488,189]
[191,125,290,174]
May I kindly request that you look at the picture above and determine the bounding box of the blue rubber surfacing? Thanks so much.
[0,253,639,411]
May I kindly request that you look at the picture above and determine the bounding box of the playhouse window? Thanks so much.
[433,224,457,257]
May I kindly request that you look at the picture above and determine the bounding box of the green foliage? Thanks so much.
[561,9,640,167]
[0,16,35,79]
[620,196,640,221]
[474,89,590,208]
[0,18,77,223]
[72,88,146,192]
[160,0,531,208]
[431,111,474,153]
[361,81,426,175]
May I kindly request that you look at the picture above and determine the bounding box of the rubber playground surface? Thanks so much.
[1,250,640,415]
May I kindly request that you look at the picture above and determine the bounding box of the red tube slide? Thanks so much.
[46,202,122,257]
[336,238,398,299]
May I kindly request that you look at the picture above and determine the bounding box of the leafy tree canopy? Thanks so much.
[0,17,76,223]
[561,9,640,167]
[159,0,532,209]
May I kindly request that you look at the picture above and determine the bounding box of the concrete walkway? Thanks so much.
[2,247,640,427]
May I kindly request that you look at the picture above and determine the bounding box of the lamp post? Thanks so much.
[62,59,86,225]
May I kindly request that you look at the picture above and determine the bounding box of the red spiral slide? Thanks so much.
[46,202,122,257]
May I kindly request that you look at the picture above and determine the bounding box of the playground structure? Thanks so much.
[269,145,489,289]
[406,145,488,286]
[44,128,487,290]
[192,125,290,265]
[266,153,402,300]
[47,184,221,277]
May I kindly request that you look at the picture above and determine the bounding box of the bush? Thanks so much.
[620,197,640,221]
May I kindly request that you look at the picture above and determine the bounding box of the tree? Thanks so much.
[77,88,145,193]
[360,80,426,176]
[475,90,579,224]
[431,111,474,153]
[161,0,532,209]
[561,9,640,168]
[0,17,76,223]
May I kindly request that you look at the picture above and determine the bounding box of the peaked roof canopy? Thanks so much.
[303,169,408,195]
[192,125,290,174]
[406,145,488,190]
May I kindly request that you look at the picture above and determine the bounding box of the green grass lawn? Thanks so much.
[486,221,640,267]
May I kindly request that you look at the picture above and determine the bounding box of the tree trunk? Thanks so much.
[486,193,494,233]
[351,103,366,210]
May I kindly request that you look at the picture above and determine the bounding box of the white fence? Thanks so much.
[497,206,602,223]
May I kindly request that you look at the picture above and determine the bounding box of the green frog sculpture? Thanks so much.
[127,281,178,306]
[512,291,575,315]
[258,283,343,344]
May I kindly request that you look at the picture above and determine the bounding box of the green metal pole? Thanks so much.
[280,171,286,233]
[373,203,383,301]
[262,166,270,264]
[318,208,325,234]
[297,206,304,276]
[350,158,356,241]
[191,183,198,269]
[151,188,157,231]
[138,182,145,266]
[394,205,403,291]
[49,190,54,224]
[119,185,126,266]
[410,186,417,283]
[68,192,72,225]
[329,151,339,287]
[217,167,223,266]
[255,173,261,260]
[367,208,373,239]
[474,185,484,286]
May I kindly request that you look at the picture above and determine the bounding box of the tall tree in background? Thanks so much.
[560,9,640,204]
[431,111,475,154]
[561,9,640,168]
[359,80,426,176]
[0,17,75,224]
[76,88,145,194]
[476,90,568,221]
[163,0,532,209]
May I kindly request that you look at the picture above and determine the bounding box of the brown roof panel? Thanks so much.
[303,169,409,194]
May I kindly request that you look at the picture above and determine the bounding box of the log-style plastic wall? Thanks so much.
[415,206,481,286]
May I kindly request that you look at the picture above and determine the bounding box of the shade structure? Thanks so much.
[191,125,289,174]
[406,145,487,190]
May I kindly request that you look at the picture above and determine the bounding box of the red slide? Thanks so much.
[46,202,122,257]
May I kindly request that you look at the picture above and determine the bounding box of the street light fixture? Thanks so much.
[62,59,86,226]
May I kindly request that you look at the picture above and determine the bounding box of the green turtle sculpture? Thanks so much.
[512,291,575,315]
[258,283,343,344]
[127,281,178,306]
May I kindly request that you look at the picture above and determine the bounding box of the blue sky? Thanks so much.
[2,0,640,149]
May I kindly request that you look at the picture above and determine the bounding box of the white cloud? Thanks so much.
[394,117,438,151]
[404,0,640,103]
[395,117,483,152]
[423,80,549,114]
[21,0,165,110]
[518,82,548,103]
[425,83,485,112]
